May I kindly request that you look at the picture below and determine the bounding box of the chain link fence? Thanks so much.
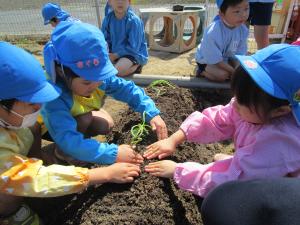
[0,0,213,38]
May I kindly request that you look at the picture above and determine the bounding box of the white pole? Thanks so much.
[95,0,102,28]
[126,74,230,89]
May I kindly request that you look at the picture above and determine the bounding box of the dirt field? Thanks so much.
[28,84,233,225]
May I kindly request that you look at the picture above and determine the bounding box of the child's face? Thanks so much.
[220,0,249,28]
[50,21,59,28]
[0,101,41,127]
[111,0,129,15]
[233,100,263,124]
[71,77,102,97]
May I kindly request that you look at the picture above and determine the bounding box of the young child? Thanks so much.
[248,0,274,49]
[105,0,132,16]
[195,0,249,82]
[43,21,167,166]
[101,0,148,77]
[0,42,140,225]
[41,2,79,28]
[145,44,300,198]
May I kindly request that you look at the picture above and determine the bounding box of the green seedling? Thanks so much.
[149,79,175,96]
[130,111,151,146]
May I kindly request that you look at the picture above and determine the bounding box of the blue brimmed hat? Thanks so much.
[216,0,224,8]
[236,44,300,125]
[0,42,61,103]
[42,2,70,25]
[49,21,117,81]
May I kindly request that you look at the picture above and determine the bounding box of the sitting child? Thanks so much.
[195,0,249,82]
[41,2,79,28]
[0,42,140,225]
[145,44,300,198]
[43,21,167,166]
[101,0,148,77]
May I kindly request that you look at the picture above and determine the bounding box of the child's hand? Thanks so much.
[116,144,144,164]
[88,163,141,185]
[149,115,168,140]
[109,53,118,62]
[145,160,177,178]
[144,138,176,159]
[106,163,141,183]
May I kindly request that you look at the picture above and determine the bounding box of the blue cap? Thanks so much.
[42,2,70,25]
[0,42,61,103]
[49,21,117,81]
[236,44,300,125]
[216,0,224,8]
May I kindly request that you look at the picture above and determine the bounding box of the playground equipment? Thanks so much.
[139,6,205,53]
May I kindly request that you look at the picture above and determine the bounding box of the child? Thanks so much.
[248,0,274,49]
[41,2,79,28]
[105,0,131,16]
[195,0,249,82]
[145,44,300,198]
[43,21,167,166]
[0,42,140,224]
[101,0,148,77]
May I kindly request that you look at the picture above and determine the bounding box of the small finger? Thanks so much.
[144,166,161,173]
[127,163,141,170]
[145,151,160,159]
[144,147,159,158]
[158,153,169,159]
[124,177,134,183]
[128,170,140,177]
[151,122,157,131]
[131,158,143,164]
[146,161,163,167]
[146,144,155,150]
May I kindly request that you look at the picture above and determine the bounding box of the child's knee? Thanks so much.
[107,117,114,130]
[75,112,93,133]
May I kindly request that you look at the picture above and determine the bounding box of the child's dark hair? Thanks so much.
[50,17,58,24]
[0,99,17,111]
[220,0,245,13]
[54,61,79,89]
[231,66,289,123]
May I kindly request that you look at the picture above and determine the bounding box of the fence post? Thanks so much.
[205,0,210,27]
[95,0,102,28]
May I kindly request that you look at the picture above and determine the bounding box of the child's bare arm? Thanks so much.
[88,163,141,185]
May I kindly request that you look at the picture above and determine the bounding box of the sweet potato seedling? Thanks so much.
[149,79,175,96]
[130,111,151,146]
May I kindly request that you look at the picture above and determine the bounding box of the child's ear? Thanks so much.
[219,10,223,17]
[271,105,291,118]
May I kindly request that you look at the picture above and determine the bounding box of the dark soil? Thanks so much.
[27,84,233,225]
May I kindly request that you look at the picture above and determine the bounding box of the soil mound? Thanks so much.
[28,85,232,225]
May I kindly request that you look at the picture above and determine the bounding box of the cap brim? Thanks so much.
[44,20,50,25]
[17,82,61,103]
[236,54,287,100]
[70,60,118,81]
